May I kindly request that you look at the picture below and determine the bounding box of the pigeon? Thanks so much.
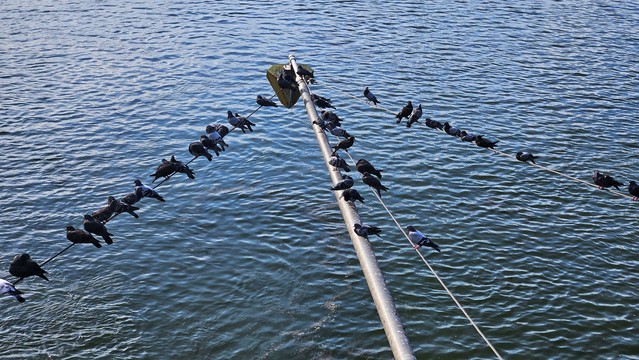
[356,159,383,179]
[0,278,25,303]
[91,196,118,222]
[329,154,350,172]
[628,181,639,201]
[354,223,382,239]
[475,135,499,149]
[331,136,355,155]
[340,188,365,204]
[296,65,314,80]
[459,130,477,142]
[66,225,102,248]
[83,214,114,245]
[395,101,413,124]
[362,172,389,197]
[424,117,444,130]
[170,156,195,180]
[277,71,296,90]
[189,141,213,161]
[406,226,440,252]
[516,152,538,164]
[592,170,623,190]
[227,111,255,133]
[116,195,141,218]
[200,135,220,156]
[235,112,255,132]
[9,253,48,281]
[206,123,230,138]
[321,110,342,126]
[327,123,351,138]
[150,158,178,183]
[443,122,461,137]
[331,175,354,190]
[134,179,165,202]
[363,87,380,105]
[406,104,422,128]
[205,126,229,151]
[312,117,328,130]
[312,94,335,109]
[256,95,278,107]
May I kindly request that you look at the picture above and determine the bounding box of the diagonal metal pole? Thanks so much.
[288,54,415,360]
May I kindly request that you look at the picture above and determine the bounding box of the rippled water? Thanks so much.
[1,1,639,359]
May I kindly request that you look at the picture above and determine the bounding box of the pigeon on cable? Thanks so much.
[459,130,477,142]
[205,125,229,151]
[200,134,221,156]
[628,181,639,201]
[424,117,444,130]
[0,278,25,303]
[83,214,114,245]
[277,71,296,90]
[189,141,213,161]
[363,87,380,105]
[9,253,48,281]
[443,122,461,137]
[66,226,102,248]
[340,188,365,204]
[362,172,389,197]
[331,136,355,155]
[331,175,354,191]
[256,95,278,107]
[407,226,440,252]
[115,195,141,218]
[516,152,538,164]
[235,112,255,132]
[170,155,195,180]
[592,170,623,190]
[91,196,117,222]
[321,110,342,127]
[356,159,383,179]
[134,179,165,202]
[329,154,350,172]
[395,101,413,124]
[406,104,422,128]
[150,158,178,183]
[354,223,382,239]
[312,117,328,130]
[475,135,499,149]
[312,94,335,109]
[326,123,351,138]
[296,65,314,81]
[207,123,230,138]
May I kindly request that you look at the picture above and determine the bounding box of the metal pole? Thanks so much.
[289,54,415,360]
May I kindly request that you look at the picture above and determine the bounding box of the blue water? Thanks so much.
[1,1,639,359]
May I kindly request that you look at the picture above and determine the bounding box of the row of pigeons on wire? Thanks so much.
[0,97,280,303]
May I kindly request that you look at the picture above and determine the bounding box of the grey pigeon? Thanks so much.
[592,170,623,190]
[363,87,380,105]
[321,110,342,127]
[395,101,413,124]
[331,175,354,191]
[134,179,165,202]
[66,226,102,248]
[354,223,382,239]
[406,104,422,128]
[331,136,355,155]
[356,159,383,179]
[443,122,461,137]
[327,123,351,138]
[424,117,444,130]
[189,141,213,161]
[200,135,220,156]
[340,188,365,204]
[83,214,113,245]
[362,172,389,197]
[459,130,477,142]
[407,226,440,252]
[329,154,350,172]
[9,253,48,281]
[516,152,538,164]
[256,95,278,107]
[628,181,639,201]
[114,195,140,218]
[205,126,228,151]
[0,278,25,303]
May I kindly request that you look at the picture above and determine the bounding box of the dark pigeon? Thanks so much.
[170,155,195,180]
[340,188,365,204]
[189,141,213,161]
[91,196,117,222]
[235,112,255,132]
[475,135,499,149]
[363,87,380,105]
[0,278,25,303]
[66,225,102,248]
[362,172,389,197]
[406,104,422,128]
[424,117,444,130]
[592,170,623,190]
[83,214,113,245]
[329,154,350,172]
[321,110,342,127]
[443,122,461,137]
[407,226,440,252]
[277,71,296,90]
[354,223,382,239]
[115,195,140,218]
[356,159,383,179]
[150,158,178,183]
[459,130,477,142]
[628,181,639,201]
[395,101,413,124]
[296,65,314,80]
[256,95,278,107]
[200,135,220,156]
[516,152,538,164]
[9,253,48,281]
[134,179,165,202]
[331,136,355,155]
[312,94,335,109]
[331,175,354,191]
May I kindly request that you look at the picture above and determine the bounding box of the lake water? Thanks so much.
[1,1,638,359]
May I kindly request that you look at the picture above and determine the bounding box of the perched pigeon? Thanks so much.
[83,214,113,245]
[592,170,623,190]
[424,117,444,130]
[134,179,165,202]
[277,71,296,90]
[516,152,538,164]
[235,112,255,132]
[170,156,195,180]
[206,123,230,138]
[321,110,342,127]
[91,196,117,222]
[459,130,477,142]
[189,141,213,161]
[356,159,383,179]
[363,87,380,105]
[406,226,440,252]
[66,226,102,248]
[150,159,178,183]
[406,104,422,128]
[0,278,25,303]
[296,65,314,80]
[227,111,255,133]
[312,94,335,109]
[331,175,354,191]
[327,123,351,138]
[443,122,461,137]
[475,135,499,149]
[9,253,48,281]
[331,136,355,155]
[329,154,350,172]
[115,195,140,218]
[628,181,639,201]
[340,188,365,204]
[354,223,382,239]
[205,126,229,151]
[395,101,413,124]
[256,95,278,107]
[362,172,389,197]
[200,135,220,156]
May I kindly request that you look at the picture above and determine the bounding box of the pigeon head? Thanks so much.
[19,253,30,261]
[227,111,233,118]
[134,179,143,186]
[170,155,177,162]
[406,226,416,232]
[107,195,116,202]
[66,225,75,231]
